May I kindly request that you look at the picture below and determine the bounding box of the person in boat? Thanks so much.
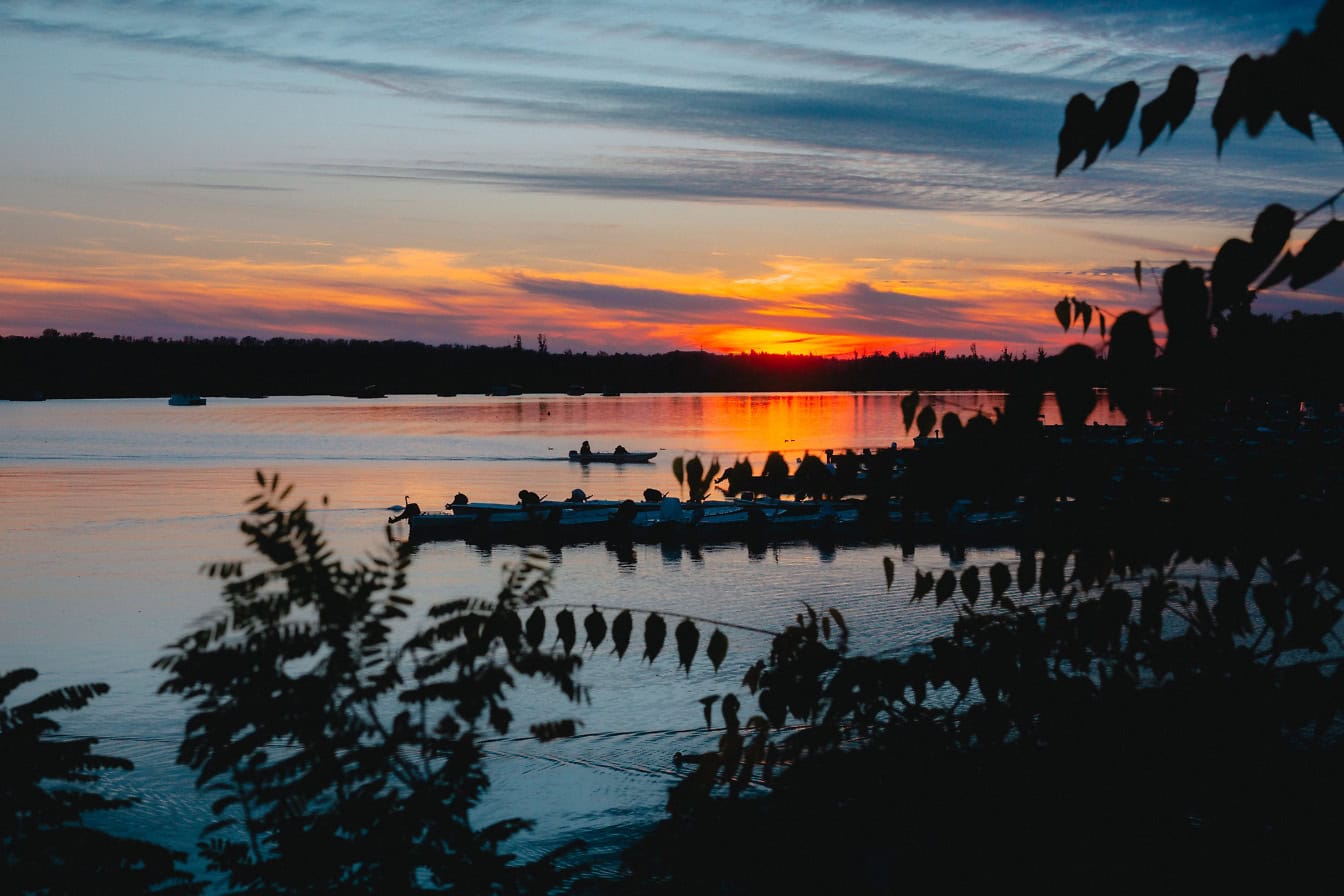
[643,487,664,503]
[448,492,469,507]
[566,488,590,503]
[579,440,592,458]
[388,495,421,524]
[613,444,627,455]
[518,489,542,505]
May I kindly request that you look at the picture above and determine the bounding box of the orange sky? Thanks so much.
[2,1,1341,357]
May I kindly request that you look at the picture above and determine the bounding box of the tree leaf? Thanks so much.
[1213,54,1253,155]
[883,556,895,592]
[707,628,728,672]
[935,570,956,606]
[1055,296,1073,331]
[1211,238,1257,314]
[900,391,920,431]
[1096,80,1140,150]
[1251,203,1297,268]
[675,619,700,676]
[989,562,1011,604]
[960,566,981,606]
[1056,92,1096,175]
[916,405,937,439]
[611,609,633,659]
[524,609,545,652]
[1138,91,1169,152]
[554,608,576,655]
[1018,553,1037,594]
[583,605,607,652]
[1289,219,1344,290]
[912,570,934,602]
[1079,301,1093,334]
[700,695,719,730]
[671,456,684,486]
[1164,64,1199,133]
[644,613,667,664]
[1134,260,1143,290]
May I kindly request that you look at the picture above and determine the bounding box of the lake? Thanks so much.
[0,391,1122,881]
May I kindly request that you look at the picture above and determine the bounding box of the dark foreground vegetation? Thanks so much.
[6,3,1344,894]
[4,310,1344,400]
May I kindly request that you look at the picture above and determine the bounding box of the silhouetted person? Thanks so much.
[643,488,664,502]
[580,440,592,457]
[567,488,590,503]
[448,492,469,507]
[388,496,421,524]
[518,489,542,505]
[614,444,627,454]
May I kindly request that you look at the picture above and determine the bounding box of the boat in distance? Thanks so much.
[568,450,657,464]
[168,393,206,406]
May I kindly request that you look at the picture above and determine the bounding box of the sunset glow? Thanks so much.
[2,1,1340,356]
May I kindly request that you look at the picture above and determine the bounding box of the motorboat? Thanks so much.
[568,449,657,464]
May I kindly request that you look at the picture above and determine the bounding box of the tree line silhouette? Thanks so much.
[3,313,1343,400]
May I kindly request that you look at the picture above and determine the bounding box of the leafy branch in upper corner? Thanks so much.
[1051,1,1344,432]
[1,668,200,895]
[155,472,591,895]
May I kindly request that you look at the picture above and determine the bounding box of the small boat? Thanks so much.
[565,384,586,396]
[569,450,657,464]
[168,393,206,406]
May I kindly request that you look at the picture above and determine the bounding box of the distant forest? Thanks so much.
[4,311,1343,400]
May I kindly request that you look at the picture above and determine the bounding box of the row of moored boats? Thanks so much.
[407,494,866,544]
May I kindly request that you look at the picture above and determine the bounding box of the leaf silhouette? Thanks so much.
[1289,219,1344,290]
[916,405,937,439]
[611,608,633,659]
[675,618,700,676]
[1078,301,1093,334]
[935,570,956,606]
[525,607,546,650]
[1055,296,1072,331]
[1099,311,1107,338]
[671,456,685,486]
[583,605,607,652]
[1096,80,1140,151]
[1251,203,1296,267]
[1213,54,1253,155]
[882,556,895,591]
[913,570,934,602]
[960,566,981,606]
[644,613,667,664]
[700,695,719,730]
[554,608,576,655]
[990,562,1011,603]
[1056,92,1096,175]
[707,628,728,672]
[1164,65,1198,133]
[1018,553,1037,594]
[1134,260,1142,289]
[1138,91,1169,152]
[900,391,920,431]
[829,608,848,649]
[1211,238,1257,313]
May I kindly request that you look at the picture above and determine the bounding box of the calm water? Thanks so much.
[0,391,1120,880]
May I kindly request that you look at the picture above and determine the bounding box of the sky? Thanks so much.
[2,0,1341,357]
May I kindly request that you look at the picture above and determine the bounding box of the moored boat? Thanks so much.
[569,449,657,464]
[168,393,206,406]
